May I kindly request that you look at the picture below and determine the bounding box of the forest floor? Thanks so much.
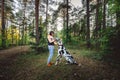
[0,45,120,80]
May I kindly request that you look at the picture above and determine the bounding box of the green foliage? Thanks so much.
[29,21,48,53]
[108,0,120,14]
[99,27,120,54]
[61,20,86,45]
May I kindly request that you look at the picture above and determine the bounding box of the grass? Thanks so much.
[66,44,103,60]
[0,45,120,80]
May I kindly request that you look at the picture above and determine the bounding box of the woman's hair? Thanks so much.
[49,31,54,35]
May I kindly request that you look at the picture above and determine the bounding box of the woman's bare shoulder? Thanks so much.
[47,35,51,38]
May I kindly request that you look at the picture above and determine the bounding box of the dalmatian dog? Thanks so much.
[55,38,78,65]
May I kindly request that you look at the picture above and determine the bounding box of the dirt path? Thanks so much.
[0,46,30,59]
[0,46,30,80]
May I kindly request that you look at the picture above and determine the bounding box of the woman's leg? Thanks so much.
[47,46,54,64]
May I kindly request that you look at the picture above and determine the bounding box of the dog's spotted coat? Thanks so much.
[55,38,78,65]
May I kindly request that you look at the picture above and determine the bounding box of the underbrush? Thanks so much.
[66,42,120,64]
[66,44,103,61]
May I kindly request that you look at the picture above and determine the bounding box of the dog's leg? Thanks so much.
[64,55,71,64]
[55,54,62,65]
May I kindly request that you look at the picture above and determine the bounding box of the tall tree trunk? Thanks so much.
[103,0,106,29]
[116,0,120,28]
[66,0,69,43]
[21,25,24,45]
[116,11,120,28]
[46,0,48,33]
[86,0,90,48]
[35,0,40,46]
[33,19,35,35]
[95,0,99,33]
[94,0,99,47]
[11,29,14,44]
[22,2,27,45]
[25,27,27,45]
[63,9,66,38]
[19,25,21,45]
[1,0,6,48]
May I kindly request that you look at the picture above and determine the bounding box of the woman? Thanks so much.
[47,31,56,66]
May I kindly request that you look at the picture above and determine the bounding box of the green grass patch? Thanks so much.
[66,44,103,60]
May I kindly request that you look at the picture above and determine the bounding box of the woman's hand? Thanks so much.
[54,40,58,45]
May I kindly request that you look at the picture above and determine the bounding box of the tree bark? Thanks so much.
[11,29,14,44]
[86,0,90,48]
[95,0,99,32]
[66,0,69,43]
[116,0,120,28]
[21,2,26,45]
[46,0,48,33]
[35,0,40,46]
[1,0,6,48]
[116,11,120,28]
[19,25,21,45]
[103,0,106,29]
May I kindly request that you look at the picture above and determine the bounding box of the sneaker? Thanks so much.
[47,63,52,67]
[49,62,54,65]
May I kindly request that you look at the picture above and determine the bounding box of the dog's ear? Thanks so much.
[55,38,60,42]
[55,38,58,41]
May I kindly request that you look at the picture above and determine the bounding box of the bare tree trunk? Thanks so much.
[19,25,21,45]
[21,27,24,45]
[95,0,99,32]
[35,0,40,46]
[21,3,26,45]
[1,0,6,48]
[94,0,100,42]
[95,0,102,49]
[63,9,66,35]
[25,27,27,45]
[86,0,90,48]
[103,0,106,29]
[116,11,120,28]
[66,0,69,43]
[11,29,14,44]
[33,19,35,35]
[46,0,48,33]
[115,0,120,28]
